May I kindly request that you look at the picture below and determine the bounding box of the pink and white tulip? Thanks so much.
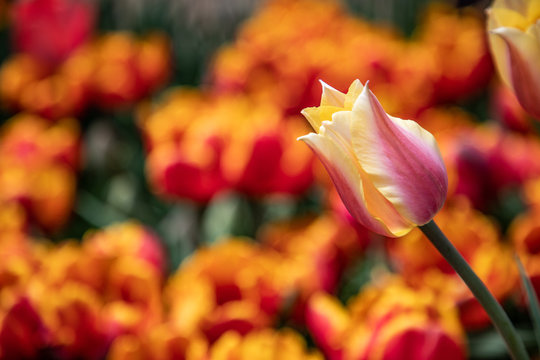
[299,80,448,237]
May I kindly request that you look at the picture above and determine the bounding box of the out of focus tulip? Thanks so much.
[0,55,45,108]
[141,90,227,202]
[141,90,314,202]
[83,221,166,278]
[446,124,540,208]
[165,240,293,342]
[306,277,466,360]
[299,80,447,237]
[218,97,314,196]
[0,52,91,119]
[258,213,362,323]
[91,32,171,109]
[487,0,540,119]
[0,114,80,231]
[418,4,493,102]
[11,0,95,68]
[103,257,163,334]
[0,30,170,118]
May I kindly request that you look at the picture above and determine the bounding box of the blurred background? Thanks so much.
[1,0,540,359]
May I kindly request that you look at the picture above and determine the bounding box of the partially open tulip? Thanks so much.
[487,0,540,119]
[299,80,447,237]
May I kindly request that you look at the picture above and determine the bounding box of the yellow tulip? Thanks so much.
[487,0,540,118]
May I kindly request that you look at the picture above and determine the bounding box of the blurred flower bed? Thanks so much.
[0,0,540,358]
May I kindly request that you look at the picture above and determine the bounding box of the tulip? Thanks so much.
[306,281,467,360]
[164,240,290,342]
[299,80,448,237]
[487,0,540,119]
[12,0,95,68]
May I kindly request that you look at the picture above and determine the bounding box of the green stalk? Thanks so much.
[516,255,540,353]
[419,220,529,360]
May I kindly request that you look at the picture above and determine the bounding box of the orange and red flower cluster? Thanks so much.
[141,91,314,201]
[307,276,466,360]
[0,32,170,119]
[211,0,491,118]
[0,0,171,119]
[0,214,360,359]
[0,113,80,231]
[0,221,165,359]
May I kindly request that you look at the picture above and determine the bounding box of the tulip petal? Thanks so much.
[322,113,414,235]
[487,8,526,88]
[301,106,343,133]
[298,128,413,237]
[349,85,448,225]
[492,25,540,118]
[344,79,364,110]
[320,80,346,107]
[527,2,540,24]
[301,80,366,132]
[491,0,529,17]
[306,292,349,354]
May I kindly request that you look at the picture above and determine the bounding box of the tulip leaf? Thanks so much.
[260,196,297,223]
[75,189,128,228]
[337,245,389,303]
[157,204,201,272]
[468,328,536,360]
[516,254,540,355]
[487,187,526,234]
[200,192,255,245]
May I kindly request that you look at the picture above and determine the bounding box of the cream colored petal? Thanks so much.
[487,3,529,88]
[488,7,528,29]
[487,9,525,87]
[301,105,344,133]
[320,80,346,107]
[344,79,364,110]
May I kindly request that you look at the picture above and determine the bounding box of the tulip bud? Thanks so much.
[487,0,540,119]
[299,80,448,237]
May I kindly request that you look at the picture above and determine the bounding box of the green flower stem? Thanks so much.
[419,220,529,360]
